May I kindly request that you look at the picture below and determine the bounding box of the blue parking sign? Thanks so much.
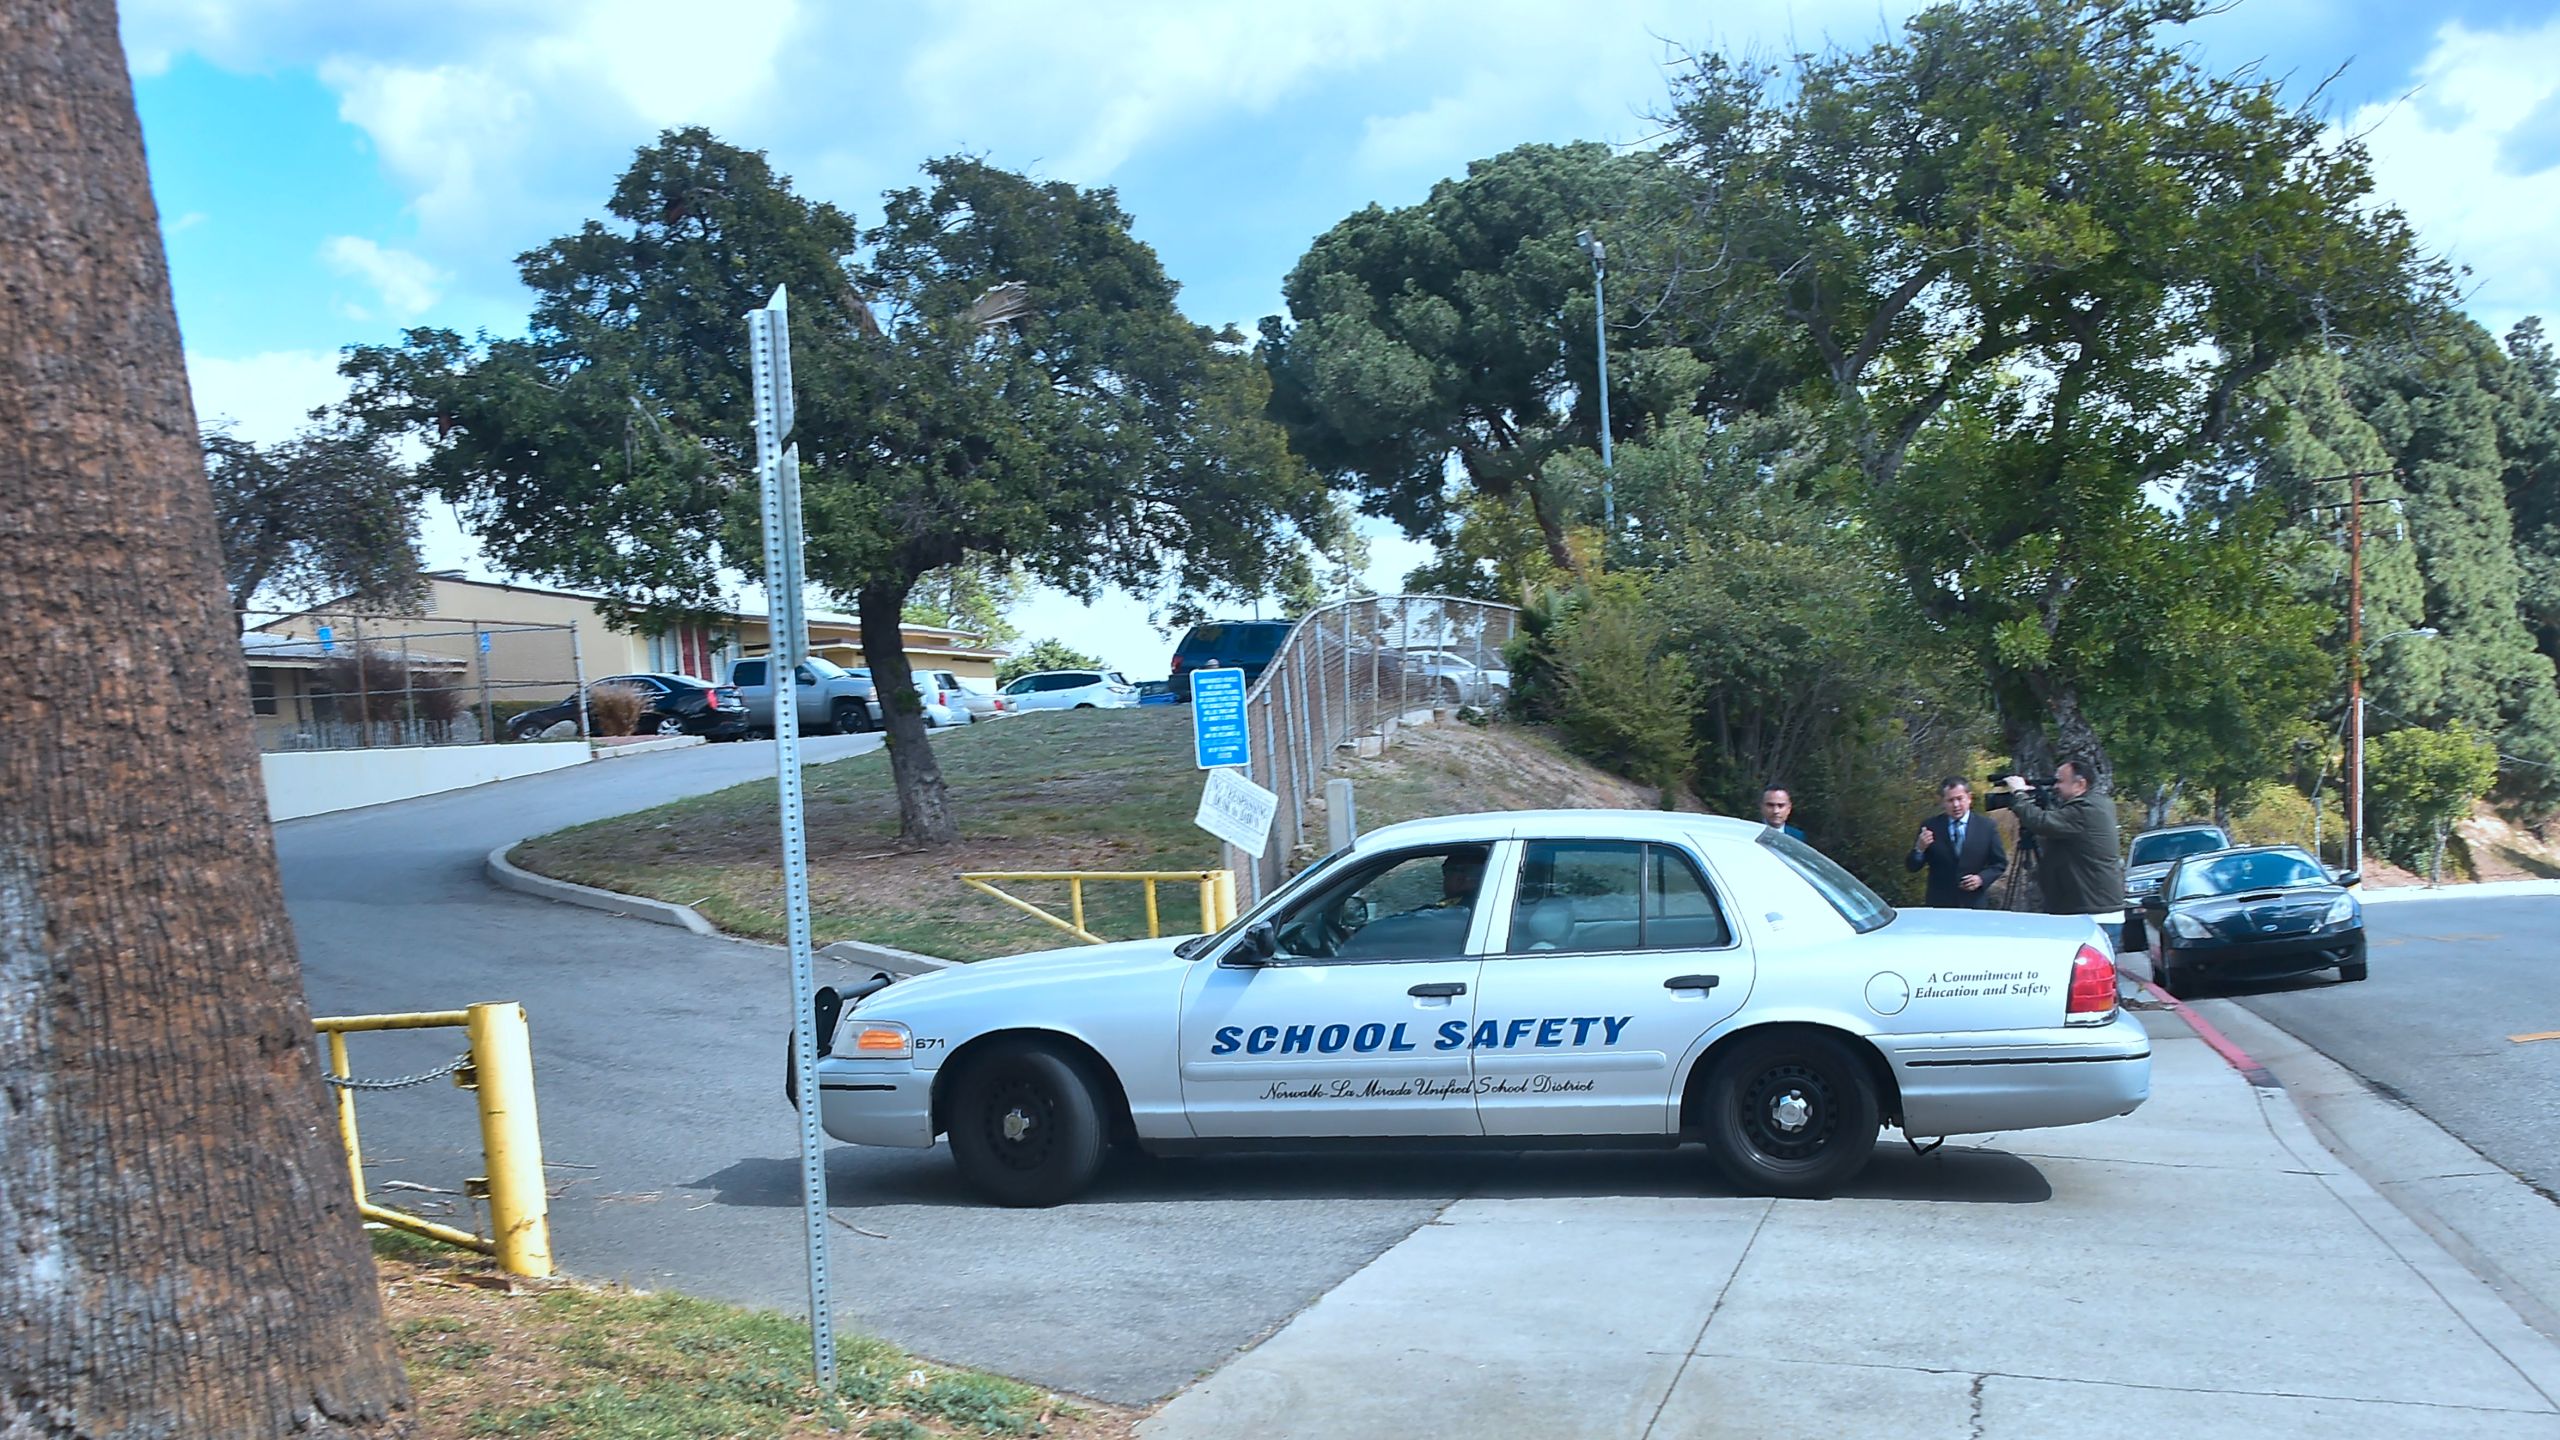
[1190,667,1250,770]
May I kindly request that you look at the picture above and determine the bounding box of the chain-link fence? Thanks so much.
[240,610,586,752]
[1235,594,1520,901]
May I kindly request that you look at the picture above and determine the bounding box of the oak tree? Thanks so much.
[347,132,1317,842]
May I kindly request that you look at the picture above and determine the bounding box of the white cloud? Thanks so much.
[184,349,346,442]
[2343,17,2560,337]
[320,235,444,317]
[902,1,1416,179]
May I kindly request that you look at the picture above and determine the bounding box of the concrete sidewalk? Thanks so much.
[1141,1010,2560,1439]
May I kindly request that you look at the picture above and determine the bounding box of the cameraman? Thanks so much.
[2001,758,2126,947]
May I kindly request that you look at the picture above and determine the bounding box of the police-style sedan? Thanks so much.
[798,811,2152,1206]
[2135,844,2366,997]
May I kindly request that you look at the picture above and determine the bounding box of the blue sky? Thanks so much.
[127,0,2560,674]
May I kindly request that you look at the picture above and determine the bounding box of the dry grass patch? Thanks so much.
[376,1229,1136,1439]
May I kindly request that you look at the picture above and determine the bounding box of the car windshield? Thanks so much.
[1756,829,1895,933]
[2171,850,2326,900]
[2131,829,2228,867]
[803,656,849,678]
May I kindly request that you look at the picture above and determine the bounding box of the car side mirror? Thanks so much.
[1226,921,1278,967]
[2333,870,2362,888]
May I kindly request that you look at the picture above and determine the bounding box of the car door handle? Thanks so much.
[1408,982,1467,998]
[1664,974,1721,993]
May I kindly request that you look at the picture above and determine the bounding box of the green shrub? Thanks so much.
[1548,577,1696,802]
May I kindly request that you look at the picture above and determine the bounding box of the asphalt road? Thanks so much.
[2189,896,2560,1200]
[276,736,1479,1404]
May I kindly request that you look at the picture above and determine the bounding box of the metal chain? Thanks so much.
[323,1053,471,1091]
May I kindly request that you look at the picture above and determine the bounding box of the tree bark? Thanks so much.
[857,580,960,845]
[0,6,412,1435]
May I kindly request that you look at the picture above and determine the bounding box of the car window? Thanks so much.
[1002,677,1032,695]
[803,656,849,678]
[1506,841,1730,954]
[1757,829,1896,933]
[731,659,766,687]
[1270,845,1491,962]
[2172,850,2325,900]
[1106,671,1129,686]
[2130,829,2229,867]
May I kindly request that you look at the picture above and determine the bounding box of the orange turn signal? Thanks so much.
[854,1027,909,1053]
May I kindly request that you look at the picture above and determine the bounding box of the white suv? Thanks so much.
[1001,668,1138,711]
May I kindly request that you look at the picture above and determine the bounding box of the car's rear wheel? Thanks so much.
[831,699,869,734]
[652,715,688,737]
[1700,1031,1879,1197]
[947,1043,1108,1208]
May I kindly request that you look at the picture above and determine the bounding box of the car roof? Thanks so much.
[1354,809,1764,852]
[2168,843,2316,867]
[1013,668,1101,678]
[2135,823,2229,838]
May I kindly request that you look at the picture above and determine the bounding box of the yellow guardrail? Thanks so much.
[314,1002,552,1278]
[959,869,1238,945]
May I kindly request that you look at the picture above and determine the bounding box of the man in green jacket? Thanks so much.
[2002,758,2127,949]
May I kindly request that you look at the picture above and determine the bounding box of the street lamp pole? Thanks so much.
[1576,228,1614,535]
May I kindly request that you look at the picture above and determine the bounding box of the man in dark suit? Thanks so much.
[1907,777,2007,908]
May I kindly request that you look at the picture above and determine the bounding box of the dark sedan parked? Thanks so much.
[2137,844,2365,997]
[508,673,749,741]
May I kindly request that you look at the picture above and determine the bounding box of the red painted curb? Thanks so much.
[2135,978,2278,1088]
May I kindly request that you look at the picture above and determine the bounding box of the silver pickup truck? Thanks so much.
[727,655,876,734]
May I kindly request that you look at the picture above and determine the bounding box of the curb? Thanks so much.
[484,843,719,935]
[2133,977,2278,1087]
[483,844,963,974]
[820,939,960,977]
[2360,878,2560,904]
[588,735,707,760]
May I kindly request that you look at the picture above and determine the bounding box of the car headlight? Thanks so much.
[2167,912,2212,940]
[2322,894,2356,928]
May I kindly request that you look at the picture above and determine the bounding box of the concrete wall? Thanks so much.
[263,741,588,821]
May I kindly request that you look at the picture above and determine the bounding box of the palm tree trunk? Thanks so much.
[0,5,411,1433]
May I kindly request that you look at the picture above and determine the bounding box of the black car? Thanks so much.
[2136,844,2364,997]
[507,673,749,741]
[1169,619,1293,700]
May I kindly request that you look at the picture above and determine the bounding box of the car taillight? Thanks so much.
[2066,943,2117,1024]
[1170,656,1188,672]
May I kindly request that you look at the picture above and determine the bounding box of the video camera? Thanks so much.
[1982,772,2055,812]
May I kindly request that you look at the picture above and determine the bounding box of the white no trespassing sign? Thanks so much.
[1196,767,1279,858]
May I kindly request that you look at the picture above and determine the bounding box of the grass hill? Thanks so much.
[510,706,1676,962]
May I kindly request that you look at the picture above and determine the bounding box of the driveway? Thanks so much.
[279,737,1456,1403]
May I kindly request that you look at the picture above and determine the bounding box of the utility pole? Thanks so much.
[2346,465,2365,876]
[2306,467,2397,874]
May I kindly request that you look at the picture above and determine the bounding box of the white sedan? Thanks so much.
[795,811,2150,1206]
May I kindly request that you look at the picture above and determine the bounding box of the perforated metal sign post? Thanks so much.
[1190,666,1249,769]
[749,284,836,1388]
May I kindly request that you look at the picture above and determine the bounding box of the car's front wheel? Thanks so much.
[2120,914,2146,953]
[946,1043,1109,1207]
[2338,957,2368,982]
[1699,1031,1880,1197]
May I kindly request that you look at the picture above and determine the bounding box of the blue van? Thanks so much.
[1169,619,1294,700]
